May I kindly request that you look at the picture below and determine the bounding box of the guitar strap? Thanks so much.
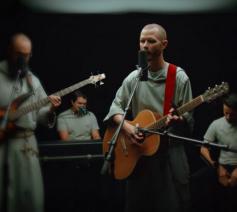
[163,63,177,115]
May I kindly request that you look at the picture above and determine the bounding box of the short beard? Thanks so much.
[8,61,29,79]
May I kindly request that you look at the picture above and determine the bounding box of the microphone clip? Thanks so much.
[136,64,150,81]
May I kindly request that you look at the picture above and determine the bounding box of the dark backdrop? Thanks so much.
[1,1,237,166]
[1,2,237,211]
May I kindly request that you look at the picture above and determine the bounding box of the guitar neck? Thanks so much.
[11,78,91,120]
[51,78,91,97]
[148,95,204,130]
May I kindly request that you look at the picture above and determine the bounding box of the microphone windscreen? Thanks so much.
[138,50,148,69]
[138,50,148,81]
[16,55,27,75]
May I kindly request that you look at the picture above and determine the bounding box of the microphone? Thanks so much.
[16,55,27,76]
[138,50,148,81]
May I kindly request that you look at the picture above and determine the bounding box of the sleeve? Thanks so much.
[33,77,56,128]
[179,76,194,130]
[175,68,193,107]
[173,68,194,135]
[103,74,134,122]
[57,115,69,131]
[89,112,100,130]
[204,121,217,143]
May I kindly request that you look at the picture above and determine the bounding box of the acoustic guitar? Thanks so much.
[0,73,106,141]
[103,82,229,180]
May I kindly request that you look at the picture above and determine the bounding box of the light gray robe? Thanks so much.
[0,60,55,212]
[104,62,194,212]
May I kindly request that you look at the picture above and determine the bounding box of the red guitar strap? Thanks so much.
[163,63,177,115]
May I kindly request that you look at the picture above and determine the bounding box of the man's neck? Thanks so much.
[71,107,77,114]
[149,58,166,72]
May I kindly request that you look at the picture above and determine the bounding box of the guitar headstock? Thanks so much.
[203,82,229,103]
[89,73,106,85]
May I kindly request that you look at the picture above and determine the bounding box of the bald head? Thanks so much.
[10,33,32,52]
[8,33,32,63]
[10,33,32,48]
[142,24,167,41]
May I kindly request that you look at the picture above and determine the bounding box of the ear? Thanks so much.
[162,39,168,49]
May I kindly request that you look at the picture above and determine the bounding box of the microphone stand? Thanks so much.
[139,128,237,153]
[1,70,22,212]
[100,65,149,175]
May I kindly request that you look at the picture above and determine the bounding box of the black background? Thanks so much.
[1,1,237,211]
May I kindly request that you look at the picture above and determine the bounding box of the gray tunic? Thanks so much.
[0,60,55,212]
[104,63,193,212]
[57,109,99,140]
[204,117,237,165]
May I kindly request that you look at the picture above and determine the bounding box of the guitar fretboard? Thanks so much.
[10,78,92,120]
[147,95,204,130]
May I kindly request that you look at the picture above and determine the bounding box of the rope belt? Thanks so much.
[12,129,34,139]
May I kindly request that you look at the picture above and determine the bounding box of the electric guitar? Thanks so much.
[103,82,229,180]
[0,73,106,141]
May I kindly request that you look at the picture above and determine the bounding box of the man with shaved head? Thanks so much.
[104,23,193,211]
[0,33,61,212]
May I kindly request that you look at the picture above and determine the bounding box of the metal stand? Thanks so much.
[139,128,237,153]
[100,65,149,175]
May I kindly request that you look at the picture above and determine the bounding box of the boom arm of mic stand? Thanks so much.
[139,128,237,153]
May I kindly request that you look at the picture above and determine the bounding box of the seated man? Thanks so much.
[57,90,101,141]
[200,93,237,212]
